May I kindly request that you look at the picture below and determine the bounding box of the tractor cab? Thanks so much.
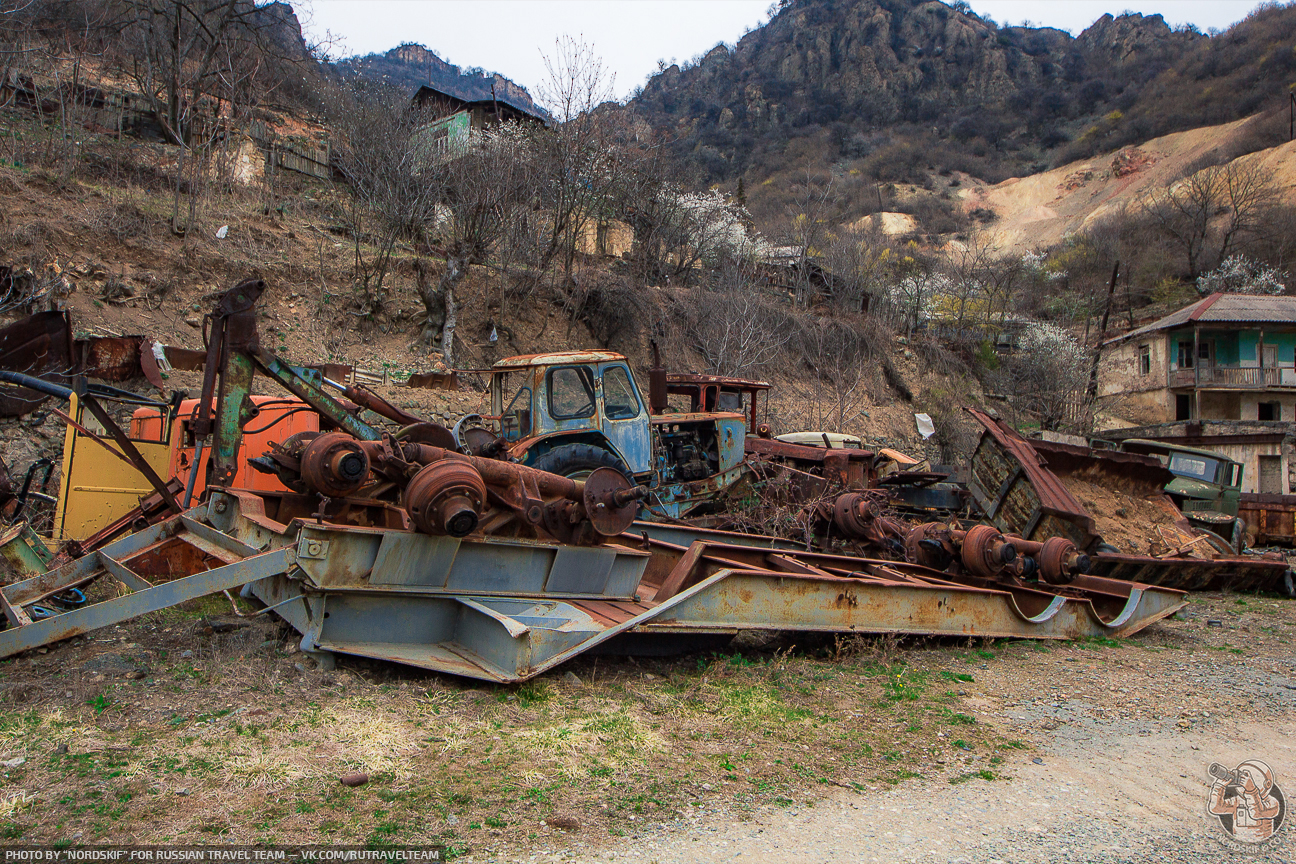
[484,351,750,518]
[488,351,653,479]
[664,373,770,433]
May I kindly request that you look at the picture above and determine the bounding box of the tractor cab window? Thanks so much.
[716,390,743,413]
[500,386,532,441]
[548,366,596,420]
[602,366,640,420]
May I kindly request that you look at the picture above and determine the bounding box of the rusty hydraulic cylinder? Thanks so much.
[341,385,425,427]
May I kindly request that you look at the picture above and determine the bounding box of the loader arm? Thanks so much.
[194,279,386,487]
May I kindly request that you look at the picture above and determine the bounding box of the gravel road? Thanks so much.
[537,599,1296,864]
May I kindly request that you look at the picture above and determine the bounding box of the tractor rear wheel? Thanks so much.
[531,443,632,482]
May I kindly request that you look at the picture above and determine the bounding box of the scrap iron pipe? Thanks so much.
[397,443,587,501]
[0,370,73,400]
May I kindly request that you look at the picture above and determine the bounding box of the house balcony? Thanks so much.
[1170,365,1296,389]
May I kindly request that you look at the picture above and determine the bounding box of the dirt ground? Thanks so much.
[0,588,1291,861]
[1065,477,1182,556]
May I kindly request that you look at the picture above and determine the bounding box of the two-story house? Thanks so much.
[411,84,545,159]
[1096,293,1296,495]
[1098,293,1296,424]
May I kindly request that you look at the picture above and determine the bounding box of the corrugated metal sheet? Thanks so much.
[1106,293,1296,345]
[966,408,1097,544]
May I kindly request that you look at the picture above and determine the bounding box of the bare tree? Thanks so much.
[823,226,891,314]
[681,262,793,377]
[109,0,296,147]
[329,83,445,316]
[1139,159,1282,279]
[794,314,874,433]
[784,172,838,307]
[417,124,534,364]
[532,36,619,283]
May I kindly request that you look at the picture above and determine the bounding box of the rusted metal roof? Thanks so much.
[665,373,771,390]
[1104,293,1296,346]
[966,408,1097,541]
[650,411,746,424]
[492,351,627,369]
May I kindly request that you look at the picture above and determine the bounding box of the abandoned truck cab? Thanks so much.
[1115,438,1243,526]
[486,351,749,518]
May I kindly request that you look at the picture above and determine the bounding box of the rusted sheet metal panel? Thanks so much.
[1239,492,1296,545]
[406,370,459,390]
[717,416,745,473]
[744,436,873,464]
[966,408,1097,547]
[0,310,74,415]
[163,346,208,371]
[78,336,143,381]
[1029,439,1173,498]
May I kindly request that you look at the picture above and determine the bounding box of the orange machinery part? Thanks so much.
[130,396,319,497]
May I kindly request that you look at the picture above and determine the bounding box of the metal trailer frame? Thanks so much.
[0,487,1186,682]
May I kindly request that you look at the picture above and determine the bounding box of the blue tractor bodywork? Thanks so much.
[486,351,752,519]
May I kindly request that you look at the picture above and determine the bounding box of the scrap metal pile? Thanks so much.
[0,278,1285,681]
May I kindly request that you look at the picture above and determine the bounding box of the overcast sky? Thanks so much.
[295,1,1267,103]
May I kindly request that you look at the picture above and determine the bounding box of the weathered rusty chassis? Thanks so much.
[0,491,1186,682]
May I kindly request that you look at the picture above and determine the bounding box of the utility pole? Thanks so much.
[1087,260,1120,400]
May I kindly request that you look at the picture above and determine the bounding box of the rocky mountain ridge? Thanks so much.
[622,0,1296,221]
[332,42,542,114]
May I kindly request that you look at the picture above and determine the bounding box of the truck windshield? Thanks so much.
[1168,452,1221,483]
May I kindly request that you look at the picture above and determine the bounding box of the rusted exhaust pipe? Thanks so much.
[648,340,668,416]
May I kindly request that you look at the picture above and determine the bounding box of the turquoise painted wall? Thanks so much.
[1166,327,1296,366]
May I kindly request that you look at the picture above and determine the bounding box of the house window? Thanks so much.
[1259,401,1280,421]
[1138,345,1150,376]
[1177,341,1194,369]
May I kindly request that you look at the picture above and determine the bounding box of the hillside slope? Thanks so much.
[965,112,1296,253]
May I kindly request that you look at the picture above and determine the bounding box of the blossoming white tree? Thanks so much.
[1195,255,1288,296]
